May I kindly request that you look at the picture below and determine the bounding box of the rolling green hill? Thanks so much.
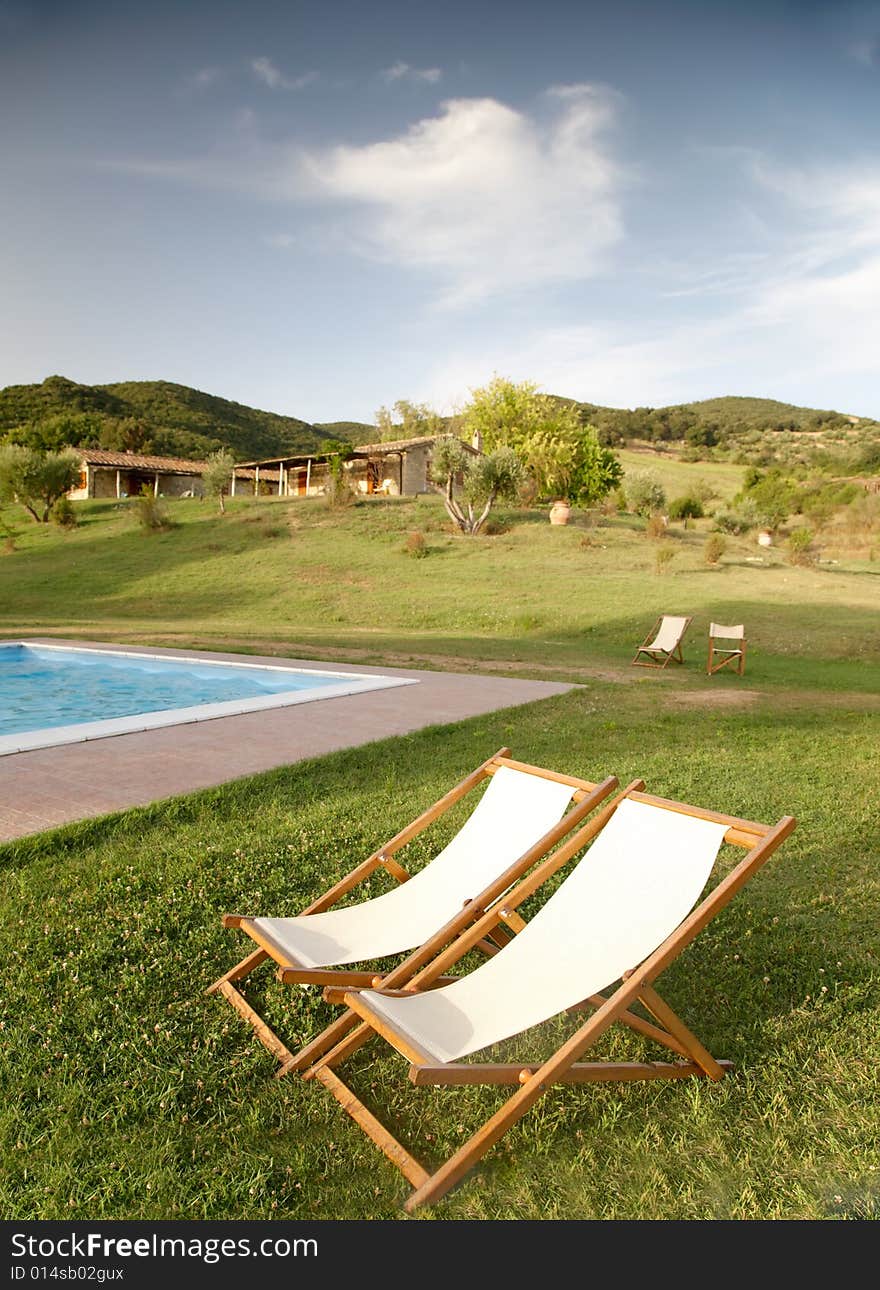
[0,376,376,461]
[580,393,873,447]
[2,377,877,473]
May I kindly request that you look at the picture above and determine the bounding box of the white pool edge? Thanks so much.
[0,641,418,756]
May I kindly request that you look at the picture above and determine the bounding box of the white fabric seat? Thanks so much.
[359,798,729,1062]
[648,616,690,653]
[251,767,576,969]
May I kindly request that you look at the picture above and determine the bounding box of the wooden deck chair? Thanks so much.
[632,614,692,668]
[707,623,746,676]
[208,748,618,1076]
[306,789,795,1211]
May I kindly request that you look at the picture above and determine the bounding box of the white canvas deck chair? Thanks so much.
[632,614,692,668]
[208,749,618,1076]
[707,623,747,676]
[305,788,795,1211]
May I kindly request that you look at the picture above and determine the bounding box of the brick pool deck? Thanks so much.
[0,641,576,843]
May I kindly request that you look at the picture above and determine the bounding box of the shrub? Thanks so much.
[786,526,817,566]
[704,533,727,565]
[668,494,704,521]
[134,488,172,532]
[734,468,797,530]
[645,513,667,540]
[713,498,761,534]
[404,530,428,558]
[654,544,676,574]
[626,471,666,517]
[51,496,78,529]
[692,479,719,504]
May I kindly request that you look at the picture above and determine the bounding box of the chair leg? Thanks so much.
[214,980,298,1067]
[206,946,268,994]
[635,984,726,1080]
[312,1064,430,1189]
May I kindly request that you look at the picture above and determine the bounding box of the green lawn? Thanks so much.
[1,685,878,1219]
[1,489,878,1219]
[1,493,878,691]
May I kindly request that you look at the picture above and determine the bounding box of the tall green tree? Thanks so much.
[374,400,445,442]
[0,446,81,522]
[461,376,543,452]
[462,376,621,504]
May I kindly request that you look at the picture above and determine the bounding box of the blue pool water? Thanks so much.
[0,645,345,737]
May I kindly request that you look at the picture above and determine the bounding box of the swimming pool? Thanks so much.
[0,643,416,755]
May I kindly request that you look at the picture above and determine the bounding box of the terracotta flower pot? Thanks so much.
[549,499,571,526]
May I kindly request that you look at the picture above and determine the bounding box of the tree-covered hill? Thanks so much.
[0,376,376,461]
[2,377,877,474]
[578,393,871,446]
[573,394,879,472]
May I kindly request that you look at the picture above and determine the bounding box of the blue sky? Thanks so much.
[2,0,879,421]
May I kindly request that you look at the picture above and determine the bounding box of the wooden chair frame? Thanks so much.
[707,626,747,676]
[631,615,693,669]
[208,748,619,1077]
[304,788,796,1212]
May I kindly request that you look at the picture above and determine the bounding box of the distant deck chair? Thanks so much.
[208,749,618,1076]
[632,615,692,668]
[306,789,795,1211]
[707,623,746,676]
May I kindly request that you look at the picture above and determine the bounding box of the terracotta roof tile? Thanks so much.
[79,449,208,473]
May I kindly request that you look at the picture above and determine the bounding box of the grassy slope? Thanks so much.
[616,449,744,502]
[1,491,877,690]
[1,479,878,1219]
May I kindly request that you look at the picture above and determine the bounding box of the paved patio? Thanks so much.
[0,640,575,842]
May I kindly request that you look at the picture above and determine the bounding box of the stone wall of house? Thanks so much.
[401,443,430,495]
[158,474,204,498]
[78,469,204,499]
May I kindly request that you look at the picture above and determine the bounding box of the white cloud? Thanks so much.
[301,84,626,305]
[381,61,442,84]
[250,57,318,91]
[422,154,880,412]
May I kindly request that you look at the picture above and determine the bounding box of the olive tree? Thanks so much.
[0,445,81,522]
[625,470,667,517]
[202,449,235,514]
[430,436,524,535]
